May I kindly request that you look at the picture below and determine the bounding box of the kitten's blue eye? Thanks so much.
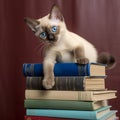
[51,26,57,33]
[40,32,47,39]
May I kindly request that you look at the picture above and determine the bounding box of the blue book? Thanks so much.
[26,106,111,120]
[23,63,106,77]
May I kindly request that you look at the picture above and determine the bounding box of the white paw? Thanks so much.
[42,78,55,89]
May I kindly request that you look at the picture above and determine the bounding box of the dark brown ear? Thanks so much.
[24,17,40,32]
[49,5,64,22]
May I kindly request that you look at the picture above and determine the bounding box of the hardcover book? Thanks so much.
[26,76,106,91]
[25,90,117,101]
[25,111,117,120]
[23,63,106,77]
[26,106,112,120]
[25,116,77,120]
[24,99,106,111]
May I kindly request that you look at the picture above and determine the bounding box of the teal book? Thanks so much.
[24,99,105,111]
[98,111,117,120]
[23,63,106,77]
[26,106,111,120]
[25,111,117,120]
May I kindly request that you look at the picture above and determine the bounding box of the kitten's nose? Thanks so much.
[48,34,54,40]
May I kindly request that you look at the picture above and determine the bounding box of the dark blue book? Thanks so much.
[23,63,106,77]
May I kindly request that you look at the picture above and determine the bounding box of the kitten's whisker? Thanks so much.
[35,41,47,57]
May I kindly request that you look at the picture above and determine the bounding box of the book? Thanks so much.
[25,110,117,120]
[25,90,117,101]
[26,76,106,91]
[24,99,106,111]
[23,63,106,77]
[24,116,78,120]
[26,106,111,120]
[97,111,117,120]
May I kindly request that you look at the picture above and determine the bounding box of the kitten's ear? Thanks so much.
[24,17,40,32]
[49,5,64,22]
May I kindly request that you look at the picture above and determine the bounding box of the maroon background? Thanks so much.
[0,0,120,120]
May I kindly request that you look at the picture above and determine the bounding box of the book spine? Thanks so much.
[24,99,95,111]
[26,109,96,119]
[25,90,80,100]
[25,90,117,101]
[25,111,117,120]
[23,64,44,76]
[25,116,79,120]
[26,76,84,91]
[23,63,89,77]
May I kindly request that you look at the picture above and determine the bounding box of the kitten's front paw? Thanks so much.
[77,57,89,64]
[43,78,55,89]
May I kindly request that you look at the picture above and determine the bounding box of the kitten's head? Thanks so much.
[24,5,66,43]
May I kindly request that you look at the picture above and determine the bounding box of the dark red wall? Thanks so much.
[0,0,120,120]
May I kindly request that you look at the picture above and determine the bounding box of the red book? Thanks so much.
[25,116,80,120]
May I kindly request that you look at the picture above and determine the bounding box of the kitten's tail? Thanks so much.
[97,52,116,69]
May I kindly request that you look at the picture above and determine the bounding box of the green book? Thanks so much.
[24,99,106,111]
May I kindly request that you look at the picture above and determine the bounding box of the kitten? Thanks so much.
[24,5,115,89]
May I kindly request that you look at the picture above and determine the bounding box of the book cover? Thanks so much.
[26,76,106,91]
[23,63,106,77]
[26,106,111,120]
[24,99,105,111]
[25,90,117,101]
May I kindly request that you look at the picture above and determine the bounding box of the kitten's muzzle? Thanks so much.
[48,34,55,41]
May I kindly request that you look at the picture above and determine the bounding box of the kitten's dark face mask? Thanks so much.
[38,25,60,43]
[24,5,63,43]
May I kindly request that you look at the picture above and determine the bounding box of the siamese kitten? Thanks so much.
[24,5,115,89]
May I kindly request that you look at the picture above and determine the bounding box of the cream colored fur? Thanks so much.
[36,14,98,89]
[24,6,98,89]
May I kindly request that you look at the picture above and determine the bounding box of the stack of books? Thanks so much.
[23,63,118,120]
